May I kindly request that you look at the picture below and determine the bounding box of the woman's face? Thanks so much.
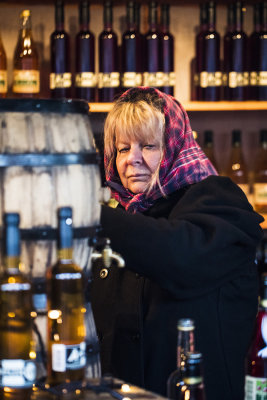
[116,133,162,194]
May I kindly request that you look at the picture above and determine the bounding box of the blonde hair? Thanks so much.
[104,94,165,194]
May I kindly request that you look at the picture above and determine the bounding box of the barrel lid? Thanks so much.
[0,98,90,114]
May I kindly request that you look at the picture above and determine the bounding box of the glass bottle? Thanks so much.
[0,33,7,98]
[143,1,163,90]
[195,1,221,101]
[98,0,120,102]
[121,1,143,91]
[46,207,87,386]
[0,213,36,398]
[12,9,40,98]
[253,129,267,214]
[223,1,249,101]
[167,319,195,400]
[75,0,96,102]
[50,0,72,99]
[203,130,218,172]
[180,352,206,400]
[245,272,267,400]
[160,3,175,96]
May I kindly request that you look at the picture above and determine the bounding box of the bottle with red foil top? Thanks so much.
[75,0,96,102]
[98,0,120,102]
[143,1,163,90]
[245,273,267,400]
[160,3,175,96]
[50,0,72,99]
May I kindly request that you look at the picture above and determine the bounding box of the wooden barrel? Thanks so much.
[0,98,102,378]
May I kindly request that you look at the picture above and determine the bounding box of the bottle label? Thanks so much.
[254,183,267,205]
[122,72,142,87]
[199,71,222,88]
[228,71,249,88]
[50,73,72,89]
[162,72,176,87]
[0,282,31,291]
[245,376,267,400]
[0,359,36,388]
[0,70,7,93]
[143,72,165,87]
[52,342,86,372]
[250,71,267,86]
[259,71,267,86]
[98,72,120,88]
[13,70,40,93]
[75,72,97,88]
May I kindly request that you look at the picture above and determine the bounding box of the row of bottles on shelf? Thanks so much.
[0,208,87,395]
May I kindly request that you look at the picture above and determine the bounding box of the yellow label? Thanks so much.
[50,73,72,89]
[122,72,142,87]
[254,183,267,205]
[200,71,222,88]
[162,72,176,87]
[259,71,267,86]
[13,70,40,93]
[143,72,165,87]
[75,72,97,88]
[229,71,249,88]
[0,70,7,93]
[98,72,120,88]
[250,71,258,86]
[222,73,228,86]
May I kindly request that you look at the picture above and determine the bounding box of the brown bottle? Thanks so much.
[0,33,7,98]
[253,129,267,214]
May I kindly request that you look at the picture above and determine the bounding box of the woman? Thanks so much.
[91,87,263,400]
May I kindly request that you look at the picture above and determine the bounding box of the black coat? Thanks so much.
[90,176,264,400]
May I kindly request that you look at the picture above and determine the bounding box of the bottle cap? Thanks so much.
[21,9,31,18]
[177,318,195,331]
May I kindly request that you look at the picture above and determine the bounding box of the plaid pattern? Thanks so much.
[105,87,218,214]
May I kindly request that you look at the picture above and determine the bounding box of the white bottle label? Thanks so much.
[52,341,86,372]
[244,375,267,400]
[0,359,36,388]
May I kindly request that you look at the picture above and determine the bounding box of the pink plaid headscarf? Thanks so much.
[104,87,217,214]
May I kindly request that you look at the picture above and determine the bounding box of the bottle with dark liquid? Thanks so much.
[203,130,218,171]
[121,1,143,91]
[160,4,175,96]
[0,33,7,98]
[0,213,36,398]
[180,352,206,400]
[50,0,72,99]
[253,129,267,214]
[12,9,40,98]
[195,1,221,101]
[245,272,267,400]
[75,0,96,102]
[167,319,195,400]
[46,207,86,386]
[223,1,249,101]
[98,0,120,102]
[143,1,163,90]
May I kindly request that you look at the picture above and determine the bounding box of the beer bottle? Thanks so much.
[167,319,195,400]
[0,33,7,98]
[253,129,267,214]
[46,207,87,386]
[180,352,206,400]
[12,9,40,98]
[0,213,37,398]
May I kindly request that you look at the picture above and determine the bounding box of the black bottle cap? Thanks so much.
[79,0,90,26]
[57,207,73,250]
[3,212,20,258]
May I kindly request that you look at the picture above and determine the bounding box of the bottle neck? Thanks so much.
[126,2,136,31]
[177,329,195,370]
[253,3,261,33]
[149,2,158,31]
[207,2,216,31]
[161,5,170,33]
[55,2,65,30]
[263,3,267,31]
[227,5,234,33]
[20,14,32,38]
[58,248,73,261]
[3,215,21,272]
[104,2,113,30]
[57,217,73,261]
[234,2,244,31]
[79,1,90,30]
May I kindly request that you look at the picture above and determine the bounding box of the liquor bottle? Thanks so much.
[0,33,7,98]
[121,1,143,91]
[167,319,195,400]
[98,1,120,102]
[195,1,221,101]
[160,4,175,96]
[244,272,267,400]
[203,130,218,171]
[225,129,249,199]
[50,0,72,99]
[12,9,40,98]
[143,1,163,90]
[0,213,36,397]
[75,0,96,102]
[46,207,87,386]
[180,352,206,400]
[253,129,267,214]
[223,1,249,101]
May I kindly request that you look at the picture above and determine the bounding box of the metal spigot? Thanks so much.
[91,238,125,269]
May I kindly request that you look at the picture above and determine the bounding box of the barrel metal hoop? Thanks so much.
[20,225,101,241]
[0,152,100,167]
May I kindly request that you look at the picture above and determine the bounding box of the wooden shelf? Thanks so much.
[261,215,267,230]
[88,101,267,113]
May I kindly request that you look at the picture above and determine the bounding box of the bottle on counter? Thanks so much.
[98,0,120,102]
[167,318,195,400]
[160,3,175,96]
[121,1,143,91]
[179,352,206,400]
[245,272,267,400]
[203,130,218,172]
[75,0,96,102]
[143,1,163,90]
[46,207,87,386]
[0,32,7,98]
[195,1,221,101]
[253,129,267,214]
[12,9,40,98]
[0,213,37,398]
[50,0,72,99]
